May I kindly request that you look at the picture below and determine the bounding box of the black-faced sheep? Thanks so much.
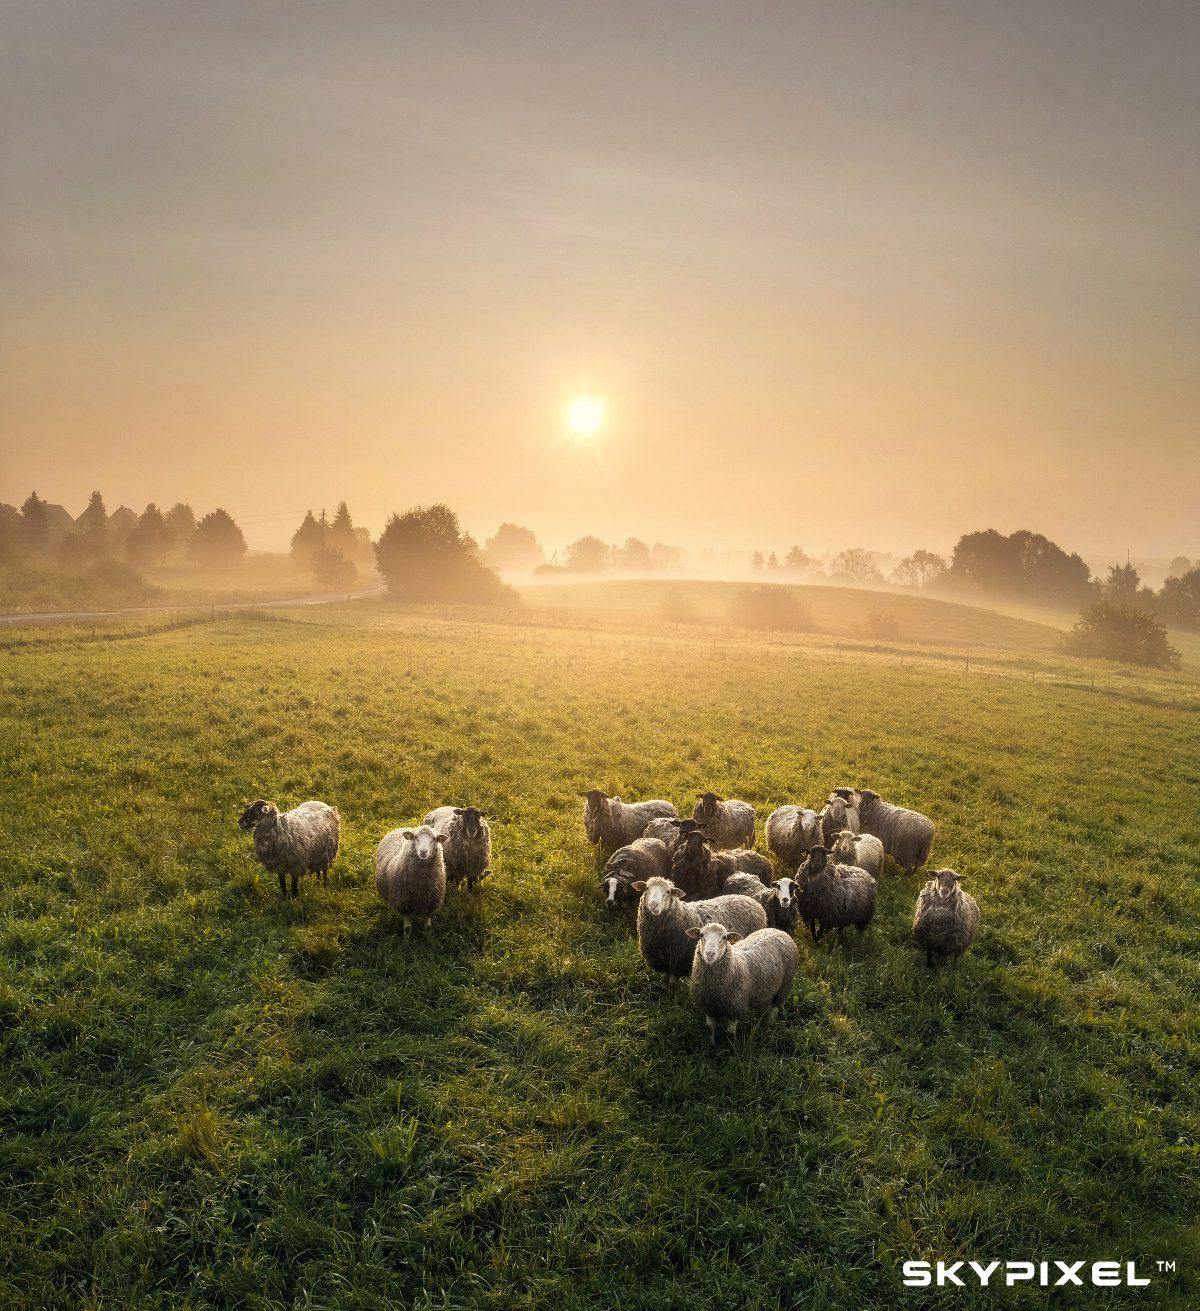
[913,869,980,966]
[765,805,822,870]
[238,799,340,898]
[632,876,768,989]
[671,830,772,901]
[581,790,678,853]
[423,805,492,891]
[601,836,671,911]
[642,816,703,856]
[692,792,756,849]
[797,844,877,944]
[854,788,935,875]
[686,922,798,1044]
[829,828,885,879]
[375,824,447,933]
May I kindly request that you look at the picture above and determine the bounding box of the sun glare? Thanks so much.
[566,395,605,437]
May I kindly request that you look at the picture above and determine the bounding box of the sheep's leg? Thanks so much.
[706,1015,716,1046]
[290,870,299,897]
[277,871,287,898]
[725,1020,738,1040]
[767,1005,779,1025]
[422,917,433,934]
[402,917,412,935]
[925,949,934,968]
[321,866,328,888]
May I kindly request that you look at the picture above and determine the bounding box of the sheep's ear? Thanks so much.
[401,829,415,840]
[725,932,741,944]
[630,880,647,892]
[670,886,685,899]
[453,807,464,816]
[435,833,448,843]
[685,927,702,940]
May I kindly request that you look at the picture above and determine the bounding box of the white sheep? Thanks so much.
[692,792,756,849]
[581,790,678,853]
[632,875,767,990]
[764,805,822,870]
[686,922,798,1044]
[375,824,447,933]
[829,828,885,879]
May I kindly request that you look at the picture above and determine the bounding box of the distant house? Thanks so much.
[107,506,138,541]
[42,503,77,544]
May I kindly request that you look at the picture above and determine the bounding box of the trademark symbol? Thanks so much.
[1157,1261,1175,1274]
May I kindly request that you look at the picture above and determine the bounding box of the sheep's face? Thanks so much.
[804,845,829,877]
[402,826,447,862]
[831,787,862,807]
[637,876,683,916]
[238,800,275,831]
[679,830,709,862]
[454,807,484,839]
[823,797,848,826]
[774,877,797,909]
[932,869,962,900]
[601,872,627,909]
[831,830,856,860]
[686,921,741,965]
[581,789,609,820]
[695,791,721,819]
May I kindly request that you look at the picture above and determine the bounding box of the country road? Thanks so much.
[0,584,387,626]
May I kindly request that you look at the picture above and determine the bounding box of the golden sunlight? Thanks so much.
[566,395,606,437]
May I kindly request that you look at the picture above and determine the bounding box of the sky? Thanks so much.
[1,0,1197,559]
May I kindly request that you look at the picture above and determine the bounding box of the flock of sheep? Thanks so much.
[236,784,979,1044]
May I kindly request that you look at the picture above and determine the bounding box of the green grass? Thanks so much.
[1,605,1198,1308]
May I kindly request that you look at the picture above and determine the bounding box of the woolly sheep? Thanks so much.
[720,870,772,899]
[375,824,448,933]
[238,799,340,898]
[829,828,885,879]
[581,790,678,853]
[686,923,798,1044]
[642,816,703,856]
[692,792,756,850]
[765,805,822,870]
[632,876,768,989]
[797,844,877,944]
[671,830,772,901]
[423,805,492,891]
[754,876,801,934]
[819,793,860,845]
[913,869,980,966]
[601,836,671,911]
[853,788,935,875]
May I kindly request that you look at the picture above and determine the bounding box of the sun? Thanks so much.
[566,395,605,437]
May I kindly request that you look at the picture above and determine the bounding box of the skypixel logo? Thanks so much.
[901,1260,1161,1289]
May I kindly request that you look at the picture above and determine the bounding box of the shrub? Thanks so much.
[728,586,815,632]
[658,587,705,625]
[1061,601,1180,669]
[311,546,357,590]
[863,608,901,641]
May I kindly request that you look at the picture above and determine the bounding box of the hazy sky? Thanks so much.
[2,0,1197,557]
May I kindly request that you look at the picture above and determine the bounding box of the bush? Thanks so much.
[1061,601,1180,669]
[375,504,517,605]
[311,546,357,590]
[658,587,705,625]
[728,586,815,632]
[863,608,901,641]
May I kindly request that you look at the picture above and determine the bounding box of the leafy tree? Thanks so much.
[893,549,948,589]
[125,503,172,566]
[1061,601,1180,669]
[767,552,780,571]
[76,491,112,559]
[650,542,684,571]
[1158,567,1200,630]
[1103,561,1140,601]
[375,504,514,604]
[783,545,811,573]
[20,492,52,552]
[564,536,611,573]
[164,503,197,554]
[829,547,882,585]
[290,510,324,563]
[750,551,765,572]
[618,538,653,572]
[484,523,545,574]
[948,528,1091,602]
[311,545,357,590]
[188,509,247,566]
[56,533,87,569]
[1167,555,1191,579]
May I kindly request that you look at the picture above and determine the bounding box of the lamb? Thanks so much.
[829,828,885,879]
[581,790,678,853]
[423,805,492,891]
[854,788,935,875]
[671,830,772,901]
[601,836,671,911]
[692,792,756,850]
[913,869,980,966]
[687,923,798,1044]
[765,805,822,870]
[375,824,448,933]
[238,799,340,898]
[796,844,877,943]
[819,793,860,845]
[754,876,801,934]
[632,876,768,989]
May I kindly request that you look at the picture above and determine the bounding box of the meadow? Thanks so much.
[1,599,1198,1309]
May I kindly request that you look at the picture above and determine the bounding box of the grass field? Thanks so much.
[2,603,1199,1308]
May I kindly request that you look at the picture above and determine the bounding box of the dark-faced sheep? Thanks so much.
[765,805,822,870]
[632,876,768,990]
[913,869,980,966]
[238,799,340,898]
[671,831,771,901]
[687,922,798,1044]
[642,816,703,856]
[423,805,492,891]
[601,836,671,911]
[797,845,877,944]
[692,792,756,850]
[581,790,677,853]
[854,788,935,875]
[829,828,885,879]
[375,824,447,934]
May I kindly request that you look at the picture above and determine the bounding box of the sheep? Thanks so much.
[375,824,447,933]
[642,816,703,856]
[423,805,492,891]
[854,788,935,875]
[238,799,340,898]
[913,869,980,966]
[721,870,772,899]
[632,875,768,990]
[600,836,671,911]
[829,828,885,879]
[765,805,822,870]
[796,844,877,944]
[671,830,772,901]
[754,876,801,934]
[581,790,678,853]
[692,792,756,850]
[819,793,860,845]
[687,923,798,1044]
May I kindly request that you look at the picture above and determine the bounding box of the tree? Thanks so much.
[947,528,1091,603]
[650,542,684,571]
[1168,556,1191,579]
[564,536,611,573]
[125,503,172,566]
[374,503,514,604]
[829,547,883,585]
[783,545,811,573]
[751,551,765,572]
[311,545,357,590]
[767,552,780,571]
[20,492,52,552]
[76,491,111,559]
[290,510,324,564]
[484,523,545,575]
[1158,567,1200,630]
[893,549,948,589]
[188,509,247,566]
[0,504,21,564]
[164,503,197,555]
[1061,601,1180,669]
[618,538,653,572]
[1103,561,1140,602]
